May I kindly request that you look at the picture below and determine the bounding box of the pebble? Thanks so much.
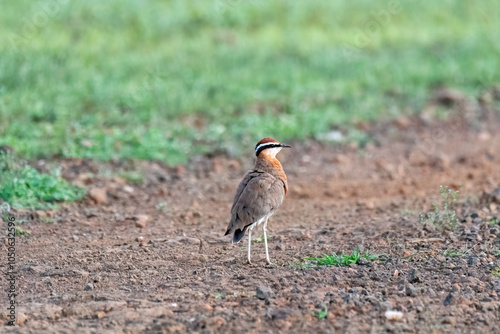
[134,215,149,228]
[16,313,28,326]
[89,188,108,204]
[442,316,457,326]
[385,310,403,321]
[444,293,454,306]
[207,316,225,328]
[256,286,273,301]
[409,269,420,283]
[123,186,135,194]
[406,284,418,297]
[468,256,480,267]
[379,301,393,311]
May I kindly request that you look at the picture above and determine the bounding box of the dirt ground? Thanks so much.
[2,108,500,333]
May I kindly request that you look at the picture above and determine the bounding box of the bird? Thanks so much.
[224,138,291,264]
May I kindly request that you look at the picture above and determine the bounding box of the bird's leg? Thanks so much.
[263,218,273,265]
[247,229,252,264]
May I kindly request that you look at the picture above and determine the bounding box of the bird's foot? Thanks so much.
[265,260,276,267]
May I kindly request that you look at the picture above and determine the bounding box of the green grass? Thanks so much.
[1,1,499,164]
[0,153,84,209]
[306,245,379,266]
[491,267,500,276]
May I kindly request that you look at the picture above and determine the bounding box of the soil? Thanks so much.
[2,110,500,333]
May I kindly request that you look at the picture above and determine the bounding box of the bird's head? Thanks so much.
[255,138,291,158]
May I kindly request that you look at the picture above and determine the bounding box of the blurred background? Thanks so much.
[1,0,499,164]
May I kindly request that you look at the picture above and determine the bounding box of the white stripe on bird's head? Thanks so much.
[255,142,280,153]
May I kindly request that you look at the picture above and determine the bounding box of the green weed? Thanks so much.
[312,304,328,319]
[0,153,84,209]
[212,292,224,299]
[305,245,379,267]
[254,234,272,243]
[491,267,500,276]
[419,186,460,231]
[443,248,469,257]
[40,216,55,224]
[14,226,30,236]
[155,202,167,213]
[119,171,144,184]
[489,218,499,226]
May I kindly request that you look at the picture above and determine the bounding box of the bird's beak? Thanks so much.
[280,144,291,148]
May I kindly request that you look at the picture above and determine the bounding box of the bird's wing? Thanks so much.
[230,170,262,212]
[225,171,286,235]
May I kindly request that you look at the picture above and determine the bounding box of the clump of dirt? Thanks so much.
[2,112,500,333]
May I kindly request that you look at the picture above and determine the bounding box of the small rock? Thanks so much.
[365,200,375,209]
[89,188,107,204]
[123,186,135,194]
[408,269,420,283]
[385,310,403,321]
[489,203,498,213]
[478,132,491,141]
[207,316,225,329]
[296,232,312,241]
[134,215,149,228]
[468,256,479,267]
[473,217,482,224]
[96,311,106,319]
[406,284,418,297]
[256,286,273,301]
[357,258,369,265]
[196,254,208,263]
[426,258,437,266]
[403,251,411,257]
[442,316,457,326]
[444,293,454,306]
[16,313,28,327]
[395,116,411,129]
[379,301,393,311]
[84,283,93,291]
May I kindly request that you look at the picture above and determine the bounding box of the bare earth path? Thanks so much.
[2,115,500,333]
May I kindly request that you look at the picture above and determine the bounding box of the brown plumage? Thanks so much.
[224,138,290,264]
